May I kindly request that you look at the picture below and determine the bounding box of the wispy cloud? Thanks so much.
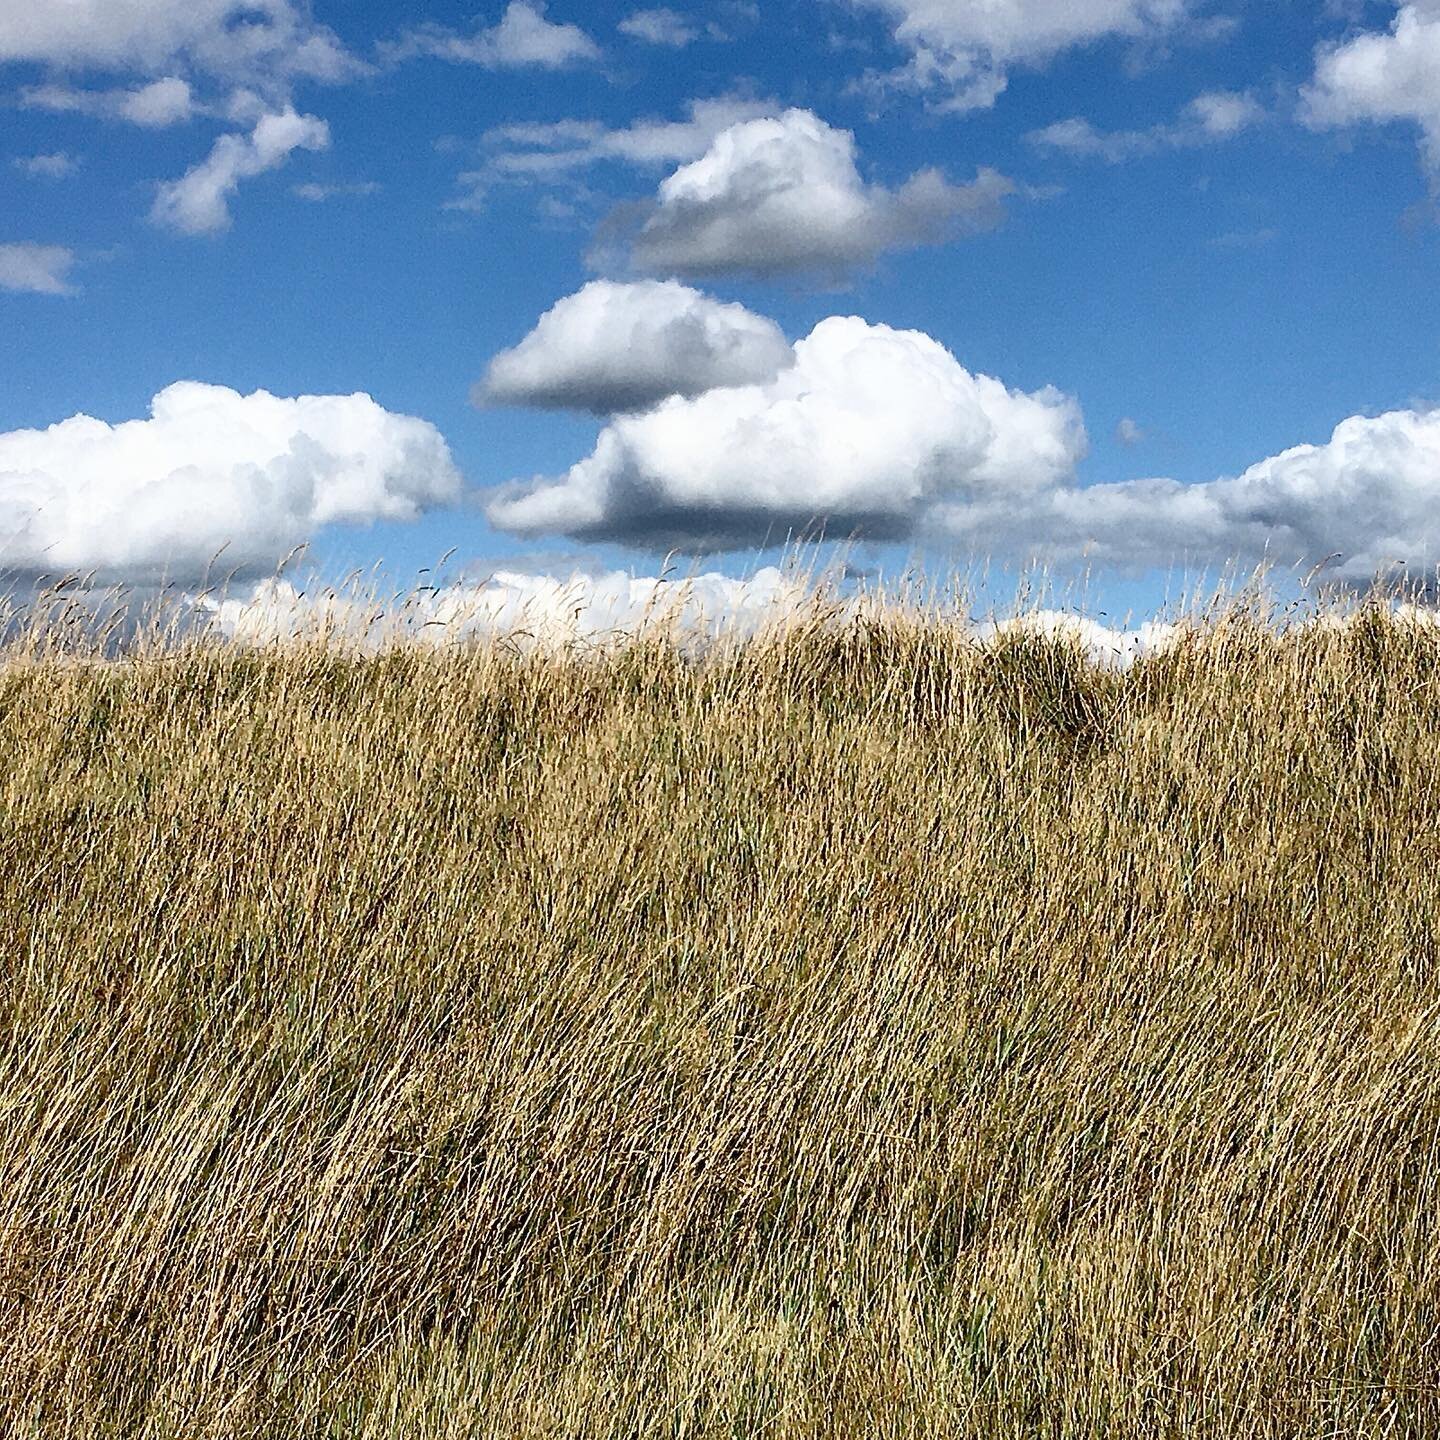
[1028,91,1265,162]
[386,2,599,70]
[14,152,80,180]
[0,243,80,296]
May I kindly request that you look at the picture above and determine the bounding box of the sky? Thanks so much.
[4,0,1440,623]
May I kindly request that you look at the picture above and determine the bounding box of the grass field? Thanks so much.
[1,589,1438,1437]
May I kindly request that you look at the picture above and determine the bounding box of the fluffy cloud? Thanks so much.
[993,406,1440,584]
[152,107,329,234]
[0,244,79,296]
[610,109,1015,279]
[0,383,460,583]
[1303,3,1440,173]
[1029,90,1263,161]
[485,315,1086,549]
[618,9,699,47]
[485,297,1440,584]
[390,2,599,69]
[477,281,795,414]
[855,0,1193,111]
[0,0,355,83]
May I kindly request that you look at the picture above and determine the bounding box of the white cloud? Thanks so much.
[610,108,1015,279]
[484,293,1440,584]
[124,76,201,125]
[292,180,381,201]
[0,383,461,583]
[619,8,700,47]
[976,611,1182,668]
[151,107,330,235]
[478,280,795,414]
[391,2,599,69]
[14,153,80,179]
[452,96,778,209]
[21,77,199,127]
[204,566,813,648]
[1303,3,1440,173]
[854,0,1194,111]
[485,315,1086,549]
[1028,89,1263,161]
[204,569,1188,670]
[0,0,356,84]
[1116,417,1144,445]
[0,244,79,296]
[995,406,1440,584]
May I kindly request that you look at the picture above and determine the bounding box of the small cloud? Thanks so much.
[22,76,198,127]
[152,108,330,236]
[1028,90,1264,164]
[619,8,699,47]
[387,2,600,69]
[477,279,795,414]
[0,243,80,296]
[1208,227,1278,249]
[292,180,381,201]
[1116,418,1145,446]
[14,152,80,179]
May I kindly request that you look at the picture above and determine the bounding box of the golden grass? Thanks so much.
[1,593,1438,1437]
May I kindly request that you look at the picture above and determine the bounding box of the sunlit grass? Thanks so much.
[1,584,1437,1436]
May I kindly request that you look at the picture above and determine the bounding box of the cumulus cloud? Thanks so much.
[0,383,460,584]
[486,315,1086,549]
[390,2,599,69]
[0,244,79,296]
[151,107,330,235]
[477,281,795,415]
[14,153,79,180]
[484,295,1440,584]
[987,406,1440,584]
[22,76,200,127]
[1028,90,1264,161]
[608,108,1015,279]
[854,0,1195,111]
[1302,3,1440,174]
[0,0,356,84]
[1116,417,1145,446]
[619,8,700,46]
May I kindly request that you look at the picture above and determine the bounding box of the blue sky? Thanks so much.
[3,0,1440,618]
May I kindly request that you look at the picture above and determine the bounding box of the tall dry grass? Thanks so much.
[1,589,1438,1437]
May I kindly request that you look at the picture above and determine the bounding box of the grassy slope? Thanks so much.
[1,609,1438,1437]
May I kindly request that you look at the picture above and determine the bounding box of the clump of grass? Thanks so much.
[0,583,1438,1438]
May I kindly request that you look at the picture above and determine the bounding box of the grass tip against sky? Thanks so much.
[3,0,1440,619]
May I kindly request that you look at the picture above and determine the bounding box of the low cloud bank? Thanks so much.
[199,568,1189,670]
